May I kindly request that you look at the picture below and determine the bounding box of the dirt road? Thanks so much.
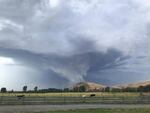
[0,104,150,113]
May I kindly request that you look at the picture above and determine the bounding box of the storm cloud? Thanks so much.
[0,0,150,90]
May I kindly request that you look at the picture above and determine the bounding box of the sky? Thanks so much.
[0,0,150,90]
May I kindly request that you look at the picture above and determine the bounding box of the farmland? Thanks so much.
[0,92,144,97]
[0,92,150,105]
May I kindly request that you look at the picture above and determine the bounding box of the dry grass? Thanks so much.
[0,92,147,97]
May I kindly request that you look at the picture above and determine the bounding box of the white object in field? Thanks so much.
[82,95,86,98]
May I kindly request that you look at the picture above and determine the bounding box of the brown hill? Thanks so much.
[71,81,150,91]
[73,82,106,91]
[114,81,150,89]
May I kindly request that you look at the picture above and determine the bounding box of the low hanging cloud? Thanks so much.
[0,0,150,89]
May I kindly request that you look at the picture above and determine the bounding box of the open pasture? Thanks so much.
[0,92,147,97]
[0,92,149,105]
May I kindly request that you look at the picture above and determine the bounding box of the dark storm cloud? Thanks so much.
[0,0,150,89]
[0,46,130,86]
[0,47,70,88]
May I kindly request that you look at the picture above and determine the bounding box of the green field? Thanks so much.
[27,108,150,113]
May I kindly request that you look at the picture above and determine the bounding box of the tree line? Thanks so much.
[1,84,150,93]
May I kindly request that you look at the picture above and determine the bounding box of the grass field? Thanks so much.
[27,108,150,113]
[0,92,149,97]
[0,92,149,105]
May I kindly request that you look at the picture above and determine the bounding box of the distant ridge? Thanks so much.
[113,81,150,89]
[72,81,150,91]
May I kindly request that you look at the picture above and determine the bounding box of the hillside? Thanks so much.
[114,81,150,89]
[72,81,150,92]
[73,82,106,91]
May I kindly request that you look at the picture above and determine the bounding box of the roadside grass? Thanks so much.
[27,108,150,113]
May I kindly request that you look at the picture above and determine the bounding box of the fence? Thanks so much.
[0,95,150,105]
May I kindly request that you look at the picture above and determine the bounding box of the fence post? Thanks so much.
[64,96,66,104]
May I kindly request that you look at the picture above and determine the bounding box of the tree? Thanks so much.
[11,89,14,93]
[23,86,27,92]
[79,85,86,92]
[123,87,137,92]
[105,87,110,92]
[1,87,7,93]
[143,85,150,92]
[73,87,79,92]
[34,86,38,92]
[64,88,69,92]
[111,88,122,92]
[137,85,150,92]
[137,86,144,92]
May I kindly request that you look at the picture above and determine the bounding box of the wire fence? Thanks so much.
[0,95,150,105]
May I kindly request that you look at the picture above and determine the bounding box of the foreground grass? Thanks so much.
[29,108,150,113]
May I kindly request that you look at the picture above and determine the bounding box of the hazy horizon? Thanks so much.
[0,0,150,90]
